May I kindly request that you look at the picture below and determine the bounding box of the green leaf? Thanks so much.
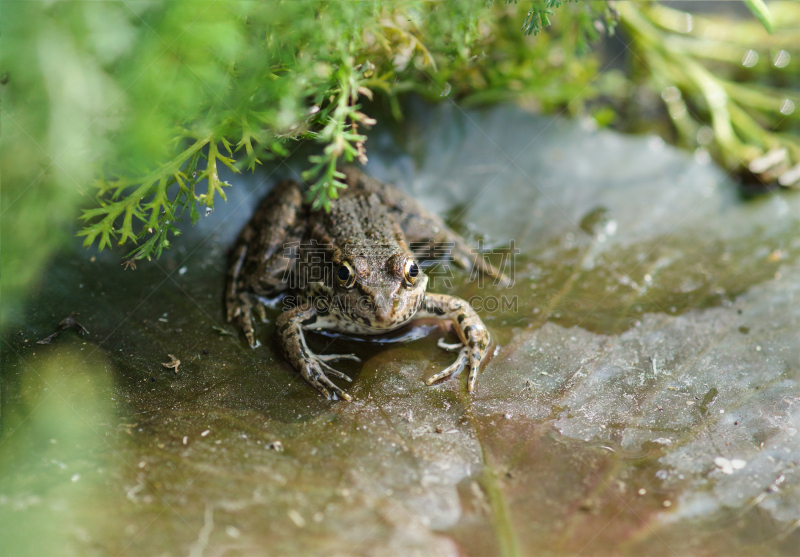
[742,0,774,33]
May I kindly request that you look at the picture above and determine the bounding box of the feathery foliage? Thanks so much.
[3,0,799,328]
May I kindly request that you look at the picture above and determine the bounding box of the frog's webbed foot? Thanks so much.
[314,353,361,384]
[276,304,359,401]
[227,292,268,348]
[426,346,469,384]
[426,344,482,392]
[418,293,491,393]
[300,355,355,401]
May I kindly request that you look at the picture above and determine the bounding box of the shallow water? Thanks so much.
[3,100,800,556]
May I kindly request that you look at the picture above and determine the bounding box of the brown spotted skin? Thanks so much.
[226,167,503,400]
[343,167,509,285]
[226,180,307,347]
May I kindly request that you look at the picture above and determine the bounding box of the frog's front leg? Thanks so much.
[276,303,361,401]
[416,293,490,392]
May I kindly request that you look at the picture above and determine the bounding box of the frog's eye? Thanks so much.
[404,260,420,285]
[336,261,356,288]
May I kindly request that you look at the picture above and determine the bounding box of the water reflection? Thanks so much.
[0,341,120,556]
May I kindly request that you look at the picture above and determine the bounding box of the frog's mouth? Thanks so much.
[337,290,423,332]
[371,292,398,323]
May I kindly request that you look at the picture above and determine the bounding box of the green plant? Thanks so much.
[5,0,606,274]
[3,0,799,329]
[618,2,800,185]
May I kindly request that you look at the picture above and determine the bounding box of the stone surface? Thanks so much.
[2,100,800,556]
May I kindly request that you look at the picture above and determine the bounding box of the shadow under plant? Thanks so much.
[2,102,800,556]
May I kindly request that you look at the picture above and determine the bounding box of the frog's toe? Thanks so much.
[332,388,353,402]
[466,348,482,393]
[304,362,354,401]
[311,382,332,400]
[317,353,361,363]
[425,347,469,385]
[437,338,463,353]
[243,327,260,348]
[317,375,353,401]
[317,360,353,383]
[255,303,268,323]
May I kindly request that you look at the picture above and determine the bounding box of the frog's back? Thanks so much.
[308,189,407,253]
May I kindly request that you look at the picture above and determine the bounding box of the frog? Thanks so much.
[226,166,507,401]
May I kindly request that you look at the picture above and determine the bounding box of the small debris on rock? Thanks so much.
[59,314,88,334]
[37,313,89,344]
[767,249,784,262]
[162,354,181,373]
[37,332,60,345]
[212,326,236,337]
[288,509,305,527]
[226,526,241,539]
[714,457,746,475]
[267,440,284,452]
